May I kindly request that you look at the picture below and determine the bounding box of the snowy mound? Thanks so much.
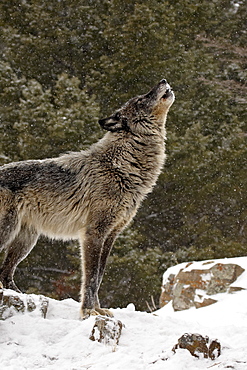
[160,256,247,311]
[1,257,247,369]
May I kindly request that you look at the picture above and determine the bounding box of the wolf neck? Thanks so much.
[96,128,166,182]
[102,125,165,155]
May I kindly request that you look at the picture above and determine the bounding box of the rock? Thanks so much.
[206,263,244,295]
[159,273,175,307]
[228,286,245,293]
[0,294,26,320]
[0,290,49,320]
[40,296,49,318]
[0,281,3,305]
[160,261,245,311]
[194,297,217,309]
[208,339,222,360]
[89,315,124,347]
[172,284,195,311]
[172,333,221,360]
[4,295,25,312]
[27,295,37,312]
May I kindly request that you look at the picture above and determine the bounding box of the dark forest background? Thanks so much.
[0,0,246,310]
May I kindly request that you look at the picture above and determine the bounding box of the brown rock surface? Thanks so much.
[89,315,124,347]
[173,333,221,360]
[160,261,245,311]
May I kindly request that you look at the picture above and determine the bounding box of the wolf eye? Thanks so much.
[115,112,121,120]
[136,98,143,106]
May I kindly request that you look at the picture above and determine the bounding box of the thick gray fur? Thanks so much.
[0,79,174,318]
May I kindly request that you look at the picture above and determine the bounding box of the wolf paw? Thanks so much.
[80,307,114,320]
[95,307,114,318]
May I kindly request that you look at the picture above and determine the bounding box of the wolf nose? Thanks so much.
[160,79,167,84]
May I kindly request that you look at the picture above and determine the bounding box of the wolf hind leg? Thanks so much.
[0,224,38,292]
[0,187,20,253]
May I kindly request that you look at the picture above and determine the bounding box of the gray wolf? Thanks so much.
[0,79,174,318]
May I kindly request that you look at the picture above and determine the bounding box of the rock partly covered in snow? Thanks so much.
[0,289,49,320]
[0,281,3,304]
[89,315,124,348]
[160,259,245,311]
[172,333,221,360]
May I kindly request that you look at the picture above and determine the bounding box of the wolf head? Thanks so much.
[99,79,175,133]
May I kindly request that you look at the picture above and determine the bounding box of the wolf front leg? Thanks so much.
[79,213,127,319]
[93,225,126,317]
[94,215,133,313]
[80,229,106,319]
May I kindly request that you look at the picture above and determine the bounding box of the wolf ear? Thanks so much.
[98,114,123,132]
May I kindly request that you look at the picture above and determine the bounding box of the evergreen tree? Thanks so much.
[15,73,100,160]
[0,62,25,163]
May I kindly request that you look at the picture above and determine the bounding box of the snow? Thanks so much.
[1,256,247,369]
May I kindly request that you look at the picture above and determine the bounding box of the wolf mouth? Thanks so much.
[161,88,173,99]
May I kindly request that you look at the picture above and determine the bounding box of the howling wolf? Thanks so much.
[0,79,174,318]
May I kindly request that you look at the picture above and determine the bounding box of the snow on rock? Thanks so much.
[0,290,49,320]
[160,257,246,311]
[172,333,221,360]
[89,315,124,348]
[0,257,247,369]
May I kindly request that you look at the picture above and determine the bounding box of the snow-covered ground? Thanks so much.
[1,257,247,369]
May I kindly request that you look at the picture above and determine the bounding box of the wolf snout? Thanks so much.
[162,88,174,100]
[159,79,172,93]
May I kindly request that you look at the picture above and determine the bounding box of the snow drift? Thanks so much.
[1,257,247,369]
